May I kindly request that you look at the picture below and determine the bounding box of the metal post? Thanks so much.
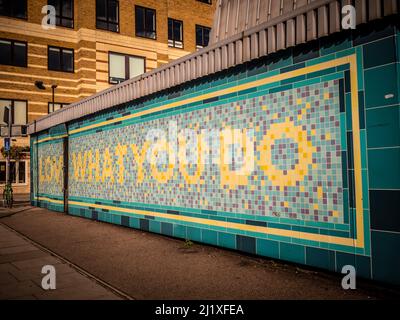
[51,84,57,110]
[52,86,55,107]
[5,105,11,185]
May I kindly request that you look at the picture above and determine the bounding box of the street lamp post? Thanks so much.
[51,84,58,110]
[35,81,58,111]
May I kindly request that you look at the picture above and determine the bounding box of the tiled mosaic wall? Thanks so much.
[31,18,400,285]
[68,80,344,224]
[31,134,65,212]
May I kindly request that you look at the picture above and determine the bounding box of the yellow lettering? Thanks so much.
[51,156,63,184]
[149,139,175,183]
[87,150,100,182]
[130,142,149,183]
[178,133,204,184]
[102,148,114,183]
[71,152,87,182]
[220,127,254,189]
[115,144,127,184]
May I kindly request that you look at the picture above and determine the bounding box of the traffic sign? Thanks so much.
[4,137,10,152]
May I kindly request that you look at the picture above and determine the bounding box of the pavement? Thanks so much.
[0,219,122,300]
[0,205,399,300]
[0,193,30,218]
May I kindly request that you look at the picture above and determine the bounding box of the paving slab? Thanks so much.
[0,224,122,300]
[2,208,400,300]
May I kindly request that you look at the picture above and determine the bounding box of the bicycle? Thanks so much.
[3,183,13,209]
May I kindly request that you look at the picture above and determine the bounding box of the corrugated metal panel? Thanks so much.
[28,0,399,134]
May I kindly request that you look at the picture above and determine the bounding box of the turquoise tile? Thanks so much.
[149,220,161,233]
[336,252,371,279]
[366,105,400,148]
[364,63,399,109]
[321,72,343,82]
[345,93,352,130]
[279,242,305,264]
[111,214,121,225]
[321,35,351,56]
[306,247,335,271]
[268,54,292,71]
[362,170,369,210]
[292,77,321,88]
[362,210,371,256]
[335,48,355,58]
[371,231,400,284]
[218,232,236,250]
[129,217,140,229]
[360,130,367,169]
[256,238,279,259]
[334,223,350,231]
[368,148,400,189]
[306,53,336,66]
[291,238,320,247]
[173,224,187,239]
[187,226,202,242]
[201,229,218,246]
[363,36,397,69]
[397,33,400,62]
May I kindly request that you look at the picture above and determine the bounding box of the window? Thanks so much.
[48,0,74,28]
[48,102,65,113]
[96,0,119,32]
[196,25,211,49]
[48,46,74,72]
[135,6,156,39]
[0,0,27,19]
[109,52,145,84]
[168,18,183,49]
[0,161,27,185]
[0,99,27,125]
[197,0,212,4]
[0,39,27,67]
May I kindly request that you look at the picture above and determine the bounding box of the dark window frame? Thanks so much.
[47,45,74,73]
[195,24,211,48]
[96,0,120,33]
[0,98,28,125]
[0,38,27,67]
[48,0,74,29]
[0,0,28,20]
[168,18,184,49]
[48,102,66,114]
[0,160,27,185]
[108,51,146,84]
[135,5,157,40]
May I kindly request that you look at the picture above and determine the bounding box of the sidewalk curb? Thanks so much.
[0,222,135,300]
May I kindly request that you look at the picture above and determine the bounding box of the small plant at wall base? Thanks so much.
[1,146,30,160]
[183,239,194,249]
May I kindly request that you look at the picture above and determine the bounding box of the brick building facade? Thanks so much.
[0,0,216,194]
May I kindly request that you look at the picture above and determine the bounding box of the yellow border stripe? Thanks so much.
[348,54,364,248]
[35,134,68,144]
[70,56,354,135]
[35,196,64,205]
[35,54,365,249]
[66,200,358,247]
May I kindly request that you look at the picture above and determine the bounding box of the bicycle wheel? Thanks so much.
[4,191,12,209]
